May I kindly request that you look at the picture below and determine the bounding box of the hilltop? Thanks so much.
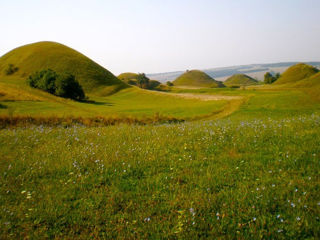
[224,74,258,87]
[173,70,224,88]
[0,41,127,95]
[118,72,139,85]
[274,63,319,85]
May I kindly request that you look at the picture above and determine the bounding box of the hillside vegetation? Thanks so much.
[274,63,319,85]
[173,70,225,88]
[224,74,258,87]
[0,41,127,95]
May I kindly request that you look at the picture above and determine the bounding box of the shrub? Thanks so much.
[166,81,174,86]
[27,69,85,101]
[55,74,85,100]
[5,64,19,75]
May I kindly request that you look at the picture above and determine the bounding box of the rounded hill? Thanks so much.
[118,72,138,85]
[173,70,224,88]
[0,41,127,95]
[274,63,319,85]
[224,74,258,87]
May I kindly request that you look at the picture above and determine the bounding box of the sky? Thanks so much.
[0,0,319,75]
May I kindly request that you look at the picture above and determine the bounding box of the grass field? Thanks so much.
[1,111,320,239]
[1,71,320,238]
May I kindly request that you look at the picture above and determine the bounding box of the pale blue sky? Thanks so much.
[1,0,319,74]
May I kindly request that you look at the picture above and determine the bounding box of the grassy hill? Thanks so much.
[293,72,320,88]
[224,74,258,87]
[0,41,128,95]
[173,70,225,88]
[118,72,139,85]
[274,63,319,85]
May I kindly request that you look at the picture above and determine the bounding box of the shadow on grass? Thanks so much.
[0,103,7,109]
[81,99,114,106]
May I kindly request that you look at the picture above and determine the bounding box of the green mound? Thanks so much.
[0,41,127,95]
[118,72,138,85]
[274,63,319,85]
[173,70,225,88]
[224,74,258,87]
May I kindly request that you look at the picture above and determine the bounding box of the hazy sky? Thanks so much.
[1,0,319,74]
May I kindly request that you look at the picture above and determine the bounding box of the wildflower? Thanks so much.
[189,208,195,216]
[277,214,280,219]
[144,217,151,222]
[253,217,256,221]
[291,203,295,208]
[296,217,301,221]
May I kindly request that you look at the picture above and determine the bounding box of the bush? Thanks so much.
[5,64,19,75]
[27,69,85,101]
[166,81,174,86]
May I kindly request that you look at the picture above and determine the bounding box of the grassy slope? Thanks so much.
[274,63,319,85]
[0,41,127,95]
[173,70,224,88]
[224,74,258,87]
[0,77,226,119]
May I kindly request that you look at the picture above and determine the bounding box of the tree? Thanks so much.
[136,73,150,89]
[264,72,275,84]
[55,73,85,100]
[27,69,85,101]
[264,72,281,84]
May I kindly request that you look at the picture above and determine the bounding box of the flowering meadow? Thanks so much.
[1,113,319,239]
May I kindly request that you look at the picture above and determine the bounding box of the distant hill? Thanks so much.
[224,74,258,87]
[274,63,319,85]
[173,70,225,88]
[0,41,127,95]
[147,62,320,82]
[118,72,139,85]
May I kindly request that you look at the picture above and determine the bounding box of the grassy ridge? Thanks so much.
[0,41,127,95]
[1,114,319,239]
[173,70,224,88]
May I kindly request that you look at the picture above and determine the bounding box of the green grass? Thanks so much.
[1,68,320,238]
[173,70,224,88]
[1,113,319,239]
[0,41,127,95]
[0,79,227,119]
[224,74,258,87]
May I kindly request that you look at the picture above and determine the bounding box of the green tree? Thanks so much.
[27,69,85,101]
[264,72,276,84]
[55,74,85,100]
[136,73,150,89]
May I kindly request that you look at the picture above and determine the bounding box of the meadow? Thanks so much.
[1,84,320,239]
